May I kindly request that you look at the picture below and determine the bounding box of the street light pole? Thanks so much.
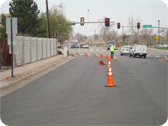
[87,9,89,22]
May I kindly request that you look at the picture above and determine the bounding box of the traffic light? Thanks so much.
[105,18,110,27]
[81,17,84,26]
[117,23,120,29]
[137,22,140,29]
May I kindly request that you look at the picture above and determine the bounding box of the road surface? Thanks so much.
[1,47,167,125]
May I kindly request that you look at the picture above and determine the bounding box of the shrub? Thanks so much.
[0,39,11,66]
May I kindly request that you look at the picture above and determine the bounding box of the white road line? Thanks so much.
[90,49,93,51]
[164,56,167,57]
[96,50,99,51]
[102,50,105,51]
[155,56,160,57]
[80,54,84,55]
[88,54,91,55]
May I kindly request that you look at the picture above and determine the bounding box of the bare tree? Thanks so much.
[94,34,99,40]
[127,15,141,43]
[75,32,84,42]
[99,18,119,43]
[140,28,154,47]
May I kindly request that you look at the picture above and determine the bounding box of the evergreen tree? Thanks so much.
[0,14,7,43]
[9,0,41,36]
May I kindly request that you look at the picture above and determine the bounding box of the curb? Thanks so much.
[0,56,74,91]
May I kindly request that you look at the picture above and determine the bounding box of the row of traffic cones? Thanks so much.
[76,49,115,87]
[76,49,110,59]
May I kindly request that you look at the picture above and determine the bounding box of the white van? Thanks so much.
[130,45,148,58]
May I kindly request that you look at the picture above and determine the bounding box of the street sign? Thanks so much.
[155,36,160,40]
[116,43,120,48]
[143,25,152,28]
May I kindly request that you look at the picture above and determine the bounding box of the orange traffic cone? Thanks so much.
[99,61,103,65]
[101,50,103,58]
[106,51,109,59]
[108,52,111,61]
[105,66,116,87]
[86,50,88,57]
[76,49,78,55]
[106,61,111,76]
[94,50,97,58]
[99,61,106,65]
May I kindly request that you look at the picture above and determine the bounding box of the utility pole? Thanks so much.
[46,0,50,38]
[158,20,160,44]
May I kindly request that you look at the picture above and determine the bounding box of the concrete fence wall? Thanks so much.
[14,36,57,66]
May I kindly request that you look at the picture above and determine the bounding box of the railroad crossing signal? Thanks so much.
[105,18,110,27]
[137,22,140,29]
[81,17,84,26]
[117,23,120,29]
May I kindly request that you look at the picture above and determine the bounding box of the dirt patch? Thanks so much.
[160,56,168,62]
[1,66,10,70]
[162,57,168,62]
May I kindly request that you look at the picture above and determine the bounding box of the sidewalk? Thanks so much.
[0,55,74,90]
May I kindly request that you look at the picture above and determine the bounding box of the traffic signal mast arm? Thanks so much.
[70,21,115,24]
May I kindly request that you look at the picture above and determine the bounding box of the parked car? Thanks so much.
[158,44,163,47]
[154,44,162,47]
[80,43,89,49]
[71,43,79,48]
[107,41,117,50]
[120,46,132,56]
[162,44,168,47]
[130,44,148,58]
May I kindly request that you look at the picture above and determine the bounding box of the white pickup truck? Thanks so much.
[129,44,148,58]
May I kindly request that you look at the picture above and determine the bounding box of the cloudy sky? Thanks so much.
[0,0,168,36]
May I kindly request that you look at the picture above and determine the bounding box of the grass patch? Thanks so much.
[154,47,168,50]
[57,46,62,49]
[70,48,80,49]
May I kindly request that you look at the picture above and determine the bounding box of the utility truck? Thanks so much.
[129,44,148,58]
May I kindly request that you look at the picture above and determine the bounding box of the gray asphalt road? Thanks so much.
[1,48,167,125]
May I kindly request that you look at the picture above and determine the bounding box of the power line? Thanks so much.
[64,4,165,9]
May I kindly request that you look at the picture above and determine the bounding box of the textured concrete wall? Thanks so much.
[15,36,57,66]
[37,38,42,61]
[50,39,54,56]
[54,39,57,55]
[23,37,31,64]
[31,37,37,62]
[47,38,50,58]
[15,36,23,60]
[42,38,47,59]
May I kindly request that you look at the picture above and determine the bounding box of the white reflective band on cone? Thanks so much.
[109,72,112,75]
[109,68,112,72]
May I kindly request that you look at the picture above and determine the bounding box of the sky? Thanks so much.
[0,0,168,36]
